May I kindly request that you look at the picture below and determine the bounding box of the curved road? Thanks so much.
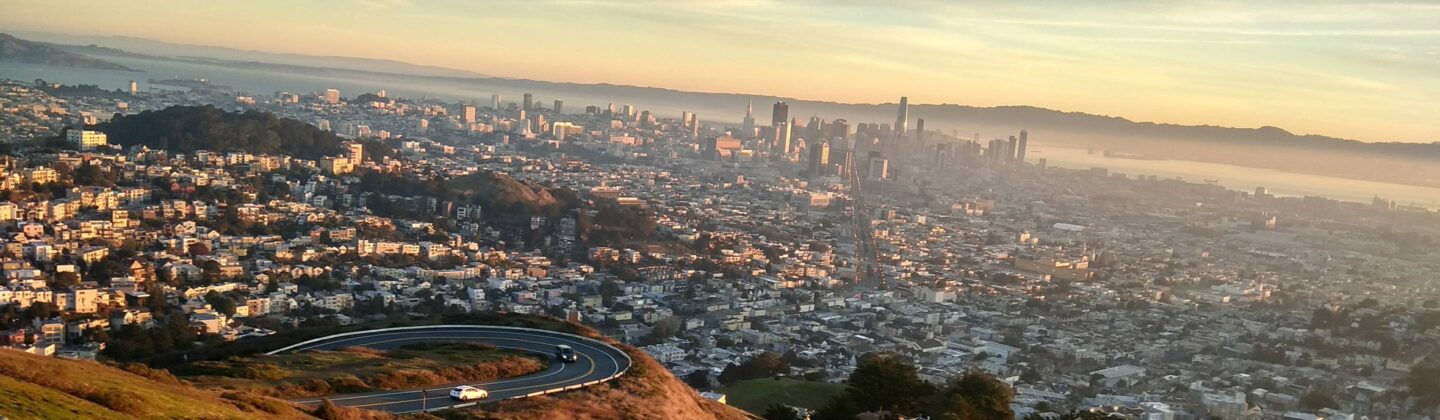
[271,325,631,414]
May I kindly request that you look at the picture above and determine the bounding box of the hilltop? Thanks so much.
[96,105,350,160]
[0,348,306,419]
[0,33,137,71]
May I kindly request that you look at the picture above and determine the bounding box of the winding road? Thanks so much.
[270,325,632,414]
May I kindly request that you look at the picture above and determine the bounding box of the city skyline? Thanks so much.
[3,0,1437,143]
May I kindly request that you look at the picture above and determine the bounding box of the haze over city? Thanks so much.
[1,1,1439,420]
[4,0,1438,142]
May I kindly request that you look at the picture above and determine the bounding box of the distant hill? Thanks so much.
[12,30,486,78]
[0,33,137,71]
[96,105,346,160]
[0,348,304,418]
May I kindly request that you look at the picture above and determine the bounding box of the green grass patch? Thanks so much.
[718,378,844,415]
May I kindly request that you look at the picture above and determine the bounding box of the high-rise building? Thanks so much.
[1016,130,1028,164]
[867,151,889,180]
[831,119,849,142]
[522,93,533,111]
[460,105,476,123]
[128,80,137,95]
[1007,136,1019,162]
[810,140,831,177]
[774,121,792,157]
[894,96,909,138]
[324,89,340,105]
[492,93,502,110]
[742,100,756,138]
[989,139,1006,162]
[771,101,789,126]
[553,99,563,114]
[915,118,926,143]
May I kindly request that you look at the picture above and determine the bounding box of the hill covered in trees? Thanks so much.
[96,105,350,160]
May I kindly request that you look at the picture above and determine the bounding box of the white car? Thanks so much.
[449,385,489,401]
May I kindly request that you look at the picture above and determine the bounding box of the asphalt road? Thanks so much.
[272,325,631,414]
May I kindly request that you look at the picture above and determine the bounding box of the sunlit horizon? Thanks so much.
[4,0,1437,143]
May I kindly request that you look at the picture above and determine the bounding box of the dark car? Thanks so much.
[555,344,578,363]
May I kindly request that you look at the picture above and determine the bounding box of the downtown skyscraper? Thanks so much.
[894,96,909,138]
[742,100,755,138]
[771,101,789,126]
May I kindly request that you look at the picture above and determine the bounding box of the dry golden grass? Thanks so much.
[0,348,308,419]
[471,325,753,420]
[182,344,545,399]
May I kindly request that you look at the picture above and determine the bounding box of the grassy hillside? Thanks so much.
[425,320,752,420]
[180,343,545,398]
[0,348,306,419]
[719,378,845,415]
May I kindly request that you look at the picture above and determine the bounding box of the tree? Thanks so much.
[1020,368,1042,384]
[204,291,237,317]
[684,370,712,390]
[52,271,82,289]
[817,352,935,418]
[763,404,803,420]
[928,371,1015,420]
[1299,389,1338,411]
[719,352,790,385]
[648,315,682,341]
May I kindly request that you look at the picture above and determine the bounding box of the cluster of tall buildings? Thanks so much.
[987,130,1028,164]
[709,96,1034,182]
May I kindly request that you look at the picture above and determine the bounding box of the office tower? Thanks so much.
[774,121,792,157]
[128,80,137,95]
[831,119,849,141]
[607,103,616,115]
[681,111,693,127]
[691,115,701,137]
[376,89,386,98]
[894,96,909,138]
[324,89,340,104]
[523,93,533,111]
[915,118,926,143]
[742,100,756,138]
[1016,130,1028,164]
[417,118,429,135]
[771,101,789,126]
[461,105,476,123]
[810,140,831,176]
[989,139,1005,162]
[492,93,502,110]
[553,99,564,114]
[867,151,889,180]
[1007,136,1019,162]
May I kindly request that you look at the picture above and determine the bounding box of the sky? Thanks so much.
[4,0,1438,142]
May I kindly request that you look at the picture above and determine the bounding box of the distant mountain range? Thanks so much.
[9,30,488,79]
[0,33,137,71]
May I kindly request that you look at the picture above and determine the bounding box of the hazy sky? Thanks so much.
[5,0,1438,142]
